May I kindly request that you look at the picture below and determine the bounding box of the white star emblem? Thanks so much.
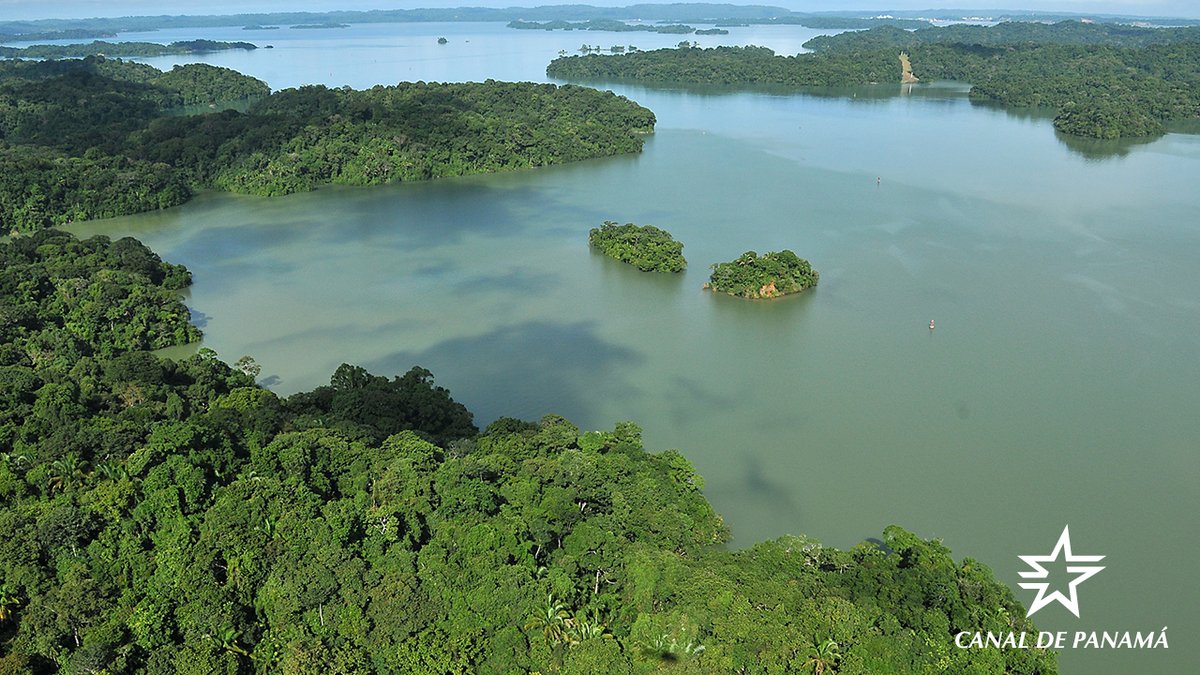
[1018,525,1104,618]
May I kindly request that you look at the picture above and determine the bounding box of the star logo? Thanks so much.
[1018,525,1105,618]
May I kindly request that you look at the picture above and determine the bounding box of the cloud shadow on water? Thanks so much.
[450,268,559,295]
[365,320,644,427]
[665,374,736,427]
[702,454,807,546]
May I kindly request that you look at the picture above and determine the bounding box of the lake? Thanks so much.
[66,21,1199,673]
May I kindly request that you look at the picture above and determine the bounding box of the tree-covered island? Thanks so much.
[0,58,656,233]
[706,250,819,299]
[546,20,1200,139]
[588,221,686,272]
[0,229,1055,674]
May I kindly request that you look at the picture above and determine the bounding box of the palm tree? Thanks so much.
[570,611,612,642]
[803,638,842,674]
[48,456,87,492]
[207,626,250,658]
[95,460,127,481]
[638,634,705,663]
[523,594,571,644]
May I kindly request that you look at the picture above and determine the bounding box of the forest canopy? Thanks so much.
[0,230,1054,674]
[588,221,686,273]
[0,58,655,233]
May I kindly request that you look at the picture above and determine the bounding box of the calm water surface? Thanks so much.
[66,22,1200,673]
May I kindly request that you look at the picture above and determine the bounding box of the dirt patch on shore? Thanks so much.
[899,52,919,84]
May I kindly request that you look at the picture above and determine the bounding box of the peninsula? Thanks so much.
[0,58,655,232]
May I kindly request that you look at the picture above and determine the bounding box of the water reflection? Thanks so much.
[1054,131,1159,161]
[555,77,972,107]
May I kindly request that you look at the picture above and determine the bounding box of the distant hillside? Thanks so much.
[6,4,1193,42]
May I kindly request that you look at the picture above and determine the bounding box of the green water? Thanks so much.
[67,21,1199,673]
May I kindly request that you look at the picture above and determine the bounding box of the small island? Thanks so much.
[437,37,448,44]
[290,22,350,30]
[705,250,818,299]
[589,221,686,272]
[695,28,730,35]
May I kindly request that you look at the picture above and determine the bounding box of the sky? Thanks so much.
[2,1,1197,22]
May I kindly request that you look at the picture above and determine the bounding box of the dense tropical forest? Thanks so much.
[0,229,1054,673]
[588,222,686,273]
[706,250,819,299]
[0,57,654,233]
[547,20,1200,139]
[548,44,902,87]
[0,40,257,59]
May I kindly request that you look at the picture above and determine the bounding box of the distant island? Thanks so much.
[706,250,818,299]
[0,39,257,59]
[290,22,350,30]
[713,16,930,29]
[548,20,1200,139]
[694,28,730,35]
[242,24,280,30]
[0,28,116,42]
[589,221,686,272]
[508,19,695,34]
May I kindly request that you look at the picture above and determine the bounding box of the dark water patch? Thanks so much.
[450,268,559,294]
[366,320,644,426]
